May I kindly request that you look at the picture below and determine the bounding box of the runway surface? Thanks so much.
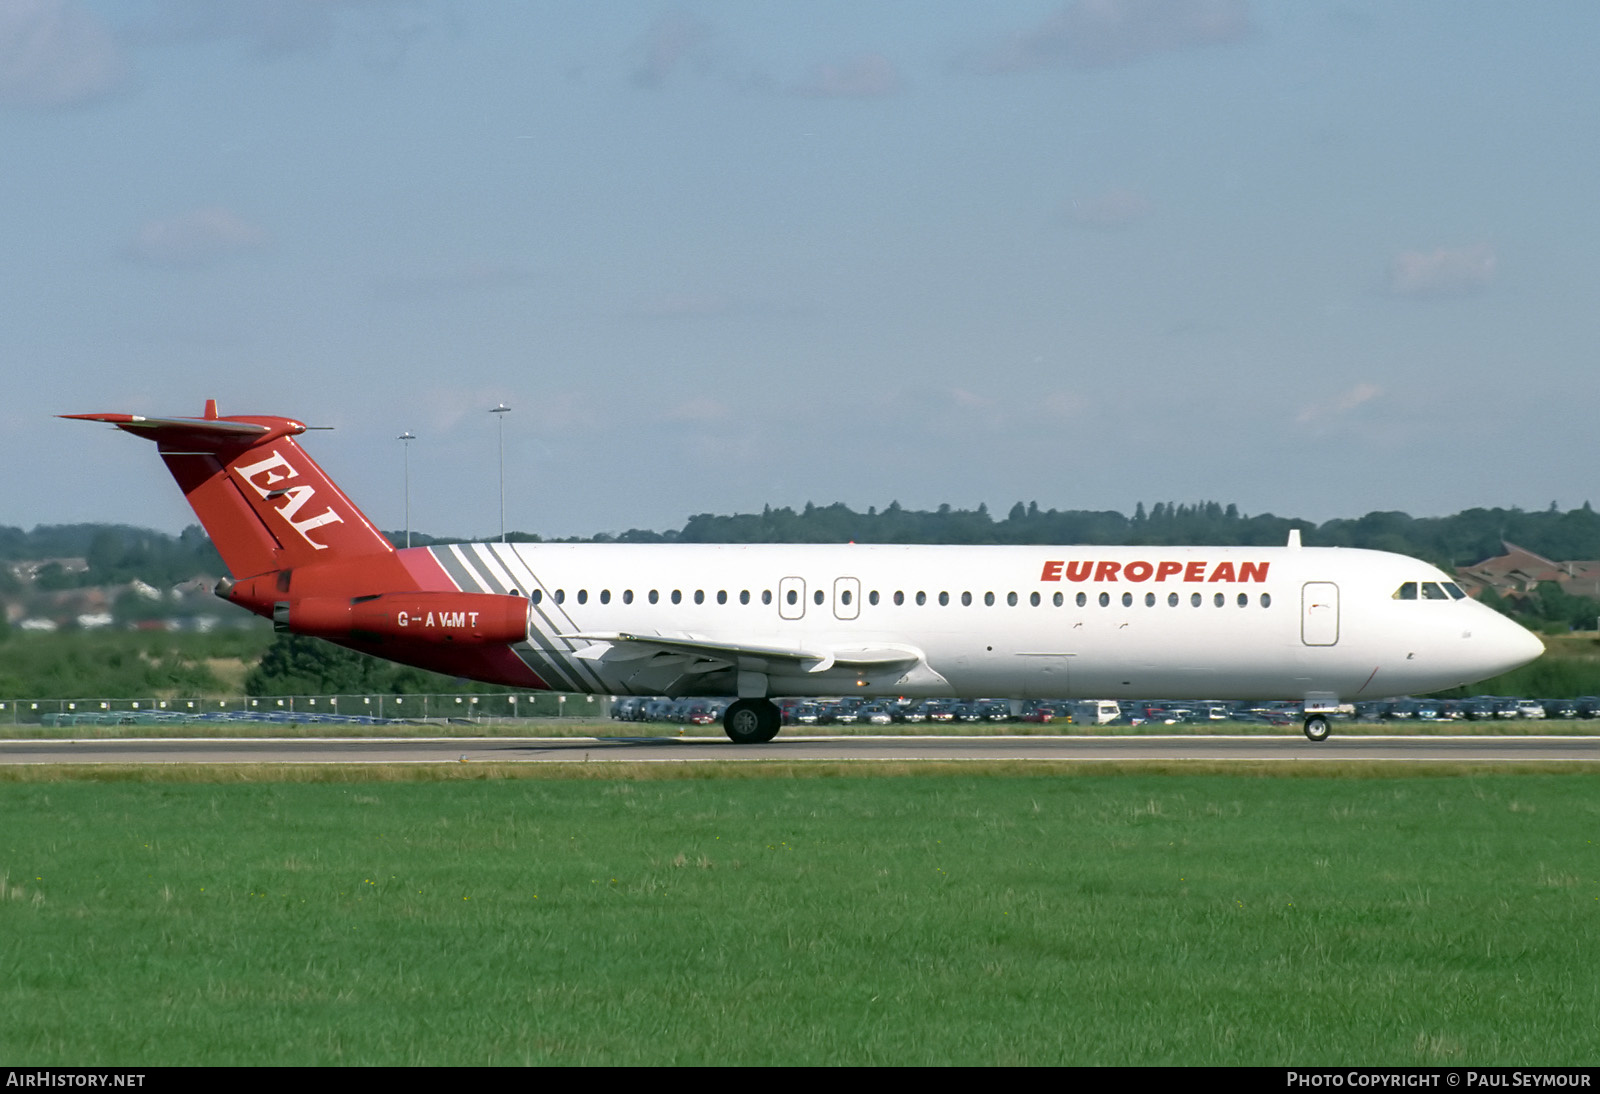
[3,734,1599,765]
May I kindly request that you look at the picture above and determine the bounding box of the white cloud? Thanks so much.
[1068,187,1152,229]
[1389,245,1496,297]
[376,261,536,301]
[793,53,901,99]
[630,11,712,89]
[970,0,1252,74]
[630,292,732,319]
[123,206,269,267]
[663,397,731,424]
[123,0,430,61]
[0,0,128,107]
[1297,382,1381,426]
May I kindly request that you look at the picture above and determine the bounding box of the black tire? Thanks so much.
[1303,714,1331,743]
[723,698,781,744]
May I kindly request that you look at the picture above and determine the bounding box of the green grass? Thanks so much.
[2,768,1598,1065]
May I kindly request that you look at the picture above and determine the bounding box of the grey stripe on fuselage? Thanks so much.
[470,544,611,693]
[430,545,588,692]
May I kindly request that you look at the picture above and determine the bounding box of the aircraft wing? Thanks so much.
[562,632,924,674]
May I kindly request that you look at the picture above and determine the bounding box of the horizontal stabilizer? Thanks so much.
[61,413,272,441]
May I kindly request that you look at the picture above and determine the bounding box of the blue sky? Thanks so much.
[4,1,1597,540]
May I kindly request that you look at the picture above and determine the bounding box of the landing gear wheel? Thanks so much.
[723,698,781,744]
[1303,714,1331,743]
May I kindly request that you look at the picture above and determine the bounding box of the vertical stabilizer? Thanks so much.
[62,403,395,578]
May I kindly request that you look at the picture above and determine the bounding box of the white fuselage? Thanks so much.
[413,541,1543,702]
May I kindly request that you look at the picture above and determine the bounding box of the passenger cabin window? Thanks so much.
[961,592,972,607]
[939,592,950,606]
[600,590,610,605]
[623,590,633,604]
[531,590,543,605]
[671,590,682,604]
[554,589,565,604]
[894,591,905,606]
[1168,592,1179,607]
[763,590,773,605]
[694,590,704,605]
[1076,592,1087,607]
[841,590,852,605]
[1053,592,1064,607]
[869,591,879,606]
[787,590,798,605]
[916,591,927,606]
[1098,592,1110,607]
[576,590,587,605]
[1145,593,1156,607]
[1030,592,1040,607]
[649,590,659,604]
[1261,593,1272,608]
[717,590,727,605]
[740,590,750,605]
[814,590,824,605]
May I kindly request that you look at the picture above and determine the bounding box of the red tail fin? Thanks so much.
[63,402,394,578]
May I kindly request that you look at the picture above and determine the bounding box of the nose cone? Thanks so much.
[1488,612,1544,677]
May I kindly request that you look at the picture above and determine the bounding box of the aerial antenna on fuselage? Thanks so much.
[1287,528,1302,549]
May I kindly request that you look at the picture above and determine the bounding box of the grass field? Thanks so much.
[2,765,1597,1066]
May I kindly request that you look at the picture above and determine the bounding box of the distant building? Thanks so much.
[1455,542,1600,600]
[7,558,88,582]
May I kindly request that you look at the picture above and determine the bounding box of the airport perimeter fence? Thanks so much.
[0,691,611,729]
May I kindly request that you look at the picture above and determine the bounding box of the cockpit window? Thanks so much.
[1393,582,1418,600]
[1442,582,1466,600]
[1421,582,1448,600]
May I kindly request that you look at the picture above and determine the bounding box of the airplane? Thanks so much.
[64,401,1545,744]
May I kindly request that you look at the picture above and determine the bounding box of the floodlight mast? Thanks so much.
[489,403,511,542]
[397,431,415,548]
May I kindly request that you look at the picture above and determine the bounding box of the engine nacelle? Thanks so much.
[289,592,529,645]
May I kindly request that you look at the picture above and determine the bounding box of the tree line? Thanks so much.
[9,500,1599,570]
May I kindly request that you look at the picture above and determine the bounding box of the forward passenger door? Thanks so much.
[1302,582,1340,646]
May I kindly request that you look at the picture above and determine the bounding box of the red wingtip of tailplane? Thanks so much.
[59,412,135,423]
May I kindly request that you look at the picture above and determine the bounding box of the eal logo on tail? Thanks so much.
[233,449,345,550]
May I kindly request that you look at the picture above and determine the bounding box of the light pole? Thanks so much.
[489,403,511,542]
[397,431,415,548]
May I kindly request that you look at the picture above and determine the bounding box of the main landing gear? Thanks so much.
[723,698,782,744]
[1302,714,1331,743]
